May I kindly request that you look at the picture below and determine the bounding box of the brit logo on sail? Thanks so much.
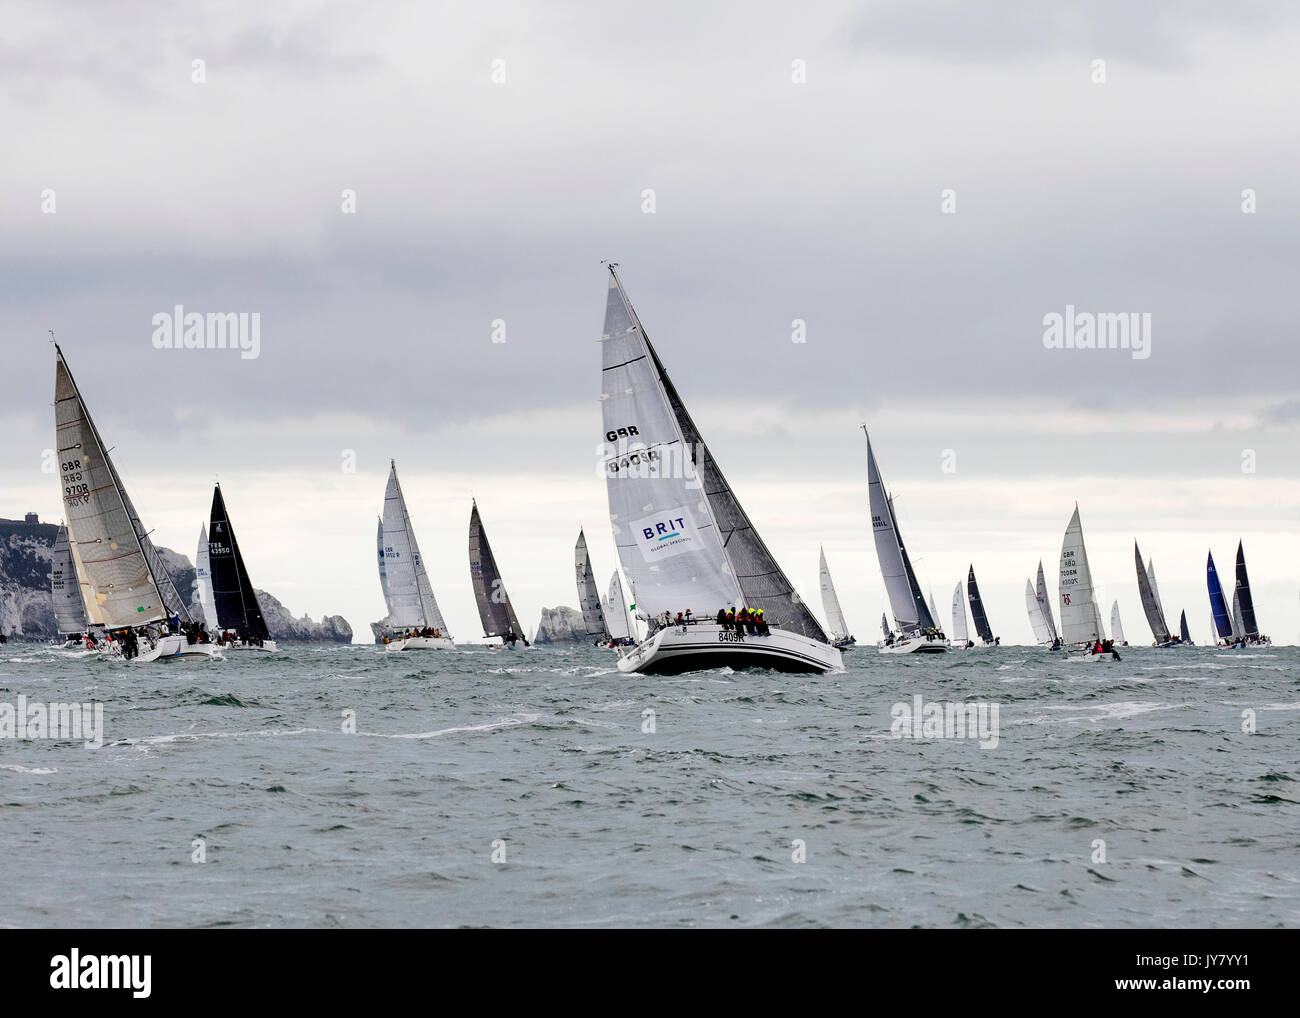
[1042,305,1151,360]
[151,305,261,360]
[630,506,701,562]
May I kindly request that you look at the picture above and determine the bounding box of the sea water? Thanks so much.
[0,643,1296,928]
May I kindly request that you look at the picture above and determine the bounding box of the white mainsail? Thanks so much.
[194,524,220,630]
[951,582,969,644]
[867,436,933,632]
[1026,580,1052,644]
[604,571,633,641]
[818,546,851,643]
[601,270,758,621]
[1058,506,1104,645]
[575,529,609,639]
[55,347,173,627]
[51,523,89,635]
[1110,600,1127,644]
[1035,561,1058,641]
[380,461,451,636]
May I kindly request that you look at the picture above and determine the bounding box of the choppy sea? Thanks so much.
[1,642,1296,928]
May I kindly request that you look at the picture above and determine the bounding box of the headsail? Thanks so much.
[967,565,994,643]
[1058,506,1103,645]
[818,546,851,643]
[1206,551,1232,640]
[1035,561,1058,641]
[951,582,969,643]
[194,524,220,630]
[601,268,827,640]
[604,571,633,641]
[1135,541,1171,643]
[376,517,389,607]
[469,500,524,640]
[575,529,609,640]
[867,435,935,633]
[880,612,890,638]
[1231,587,1244,640]
[208,485,270,640]
[55,346,176,627]
[1110,600,1127,644]
[1235,541,1259,637]
[51,524,89,635]
[380,462,451,635]
[1026,579,1052,644]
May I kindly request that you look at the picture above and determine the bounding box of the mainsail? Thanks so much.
[880,612,890,638]
[208,485,270,640]
[51,523,89,635]
[468,500,524,640]
[1058,506,1104,645]
[575,529,609,639]
[1026,580,1052,644]
[967,565,994,643]
[1035,561,1058,641]
[951,582,969,643]
[867,436,935,633]
[1110,600,1127,644]
[601,267,827,641]
[1135,541,1171,643]
[604,571,633,641]
[818,546,851,643]
[380,462,451,635]
[1179,610,1192,644]
[55,346,179,628]
[194,524,220,630]
[1206,551,1233,641]
[1235,541,1259,637]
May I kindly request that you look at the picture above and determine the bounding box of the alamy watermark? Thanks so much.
[890,694,999,749]
[151,305,261,360]
[0,695,104,749]
[1042,305,1151,360]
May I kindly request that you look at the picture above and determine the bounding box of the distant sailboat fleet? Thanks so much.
[45,269,1280,668]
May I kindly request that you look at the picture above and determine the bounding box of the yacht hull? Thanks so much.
[617,623,841,675]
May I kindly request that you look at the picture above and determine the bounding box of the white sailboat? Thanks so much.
[378,461,454,651]
[866,432,947,654]
[1058,506,1113,660]
[600,266,841,675]
[818,546,856,650]
[1026,580,1053,646]
[951,582,973,649]
[1110,599,1128,646]
[604,571,635,644]
[54,346,217,661]
[50,523,93,649]
[194,524,220,631]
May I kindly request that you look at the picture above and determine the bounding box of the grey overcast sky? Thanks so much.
[3,0,1298,643]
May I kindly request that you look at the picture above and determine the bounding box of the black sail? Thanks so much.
[468,501,525,641]
[1235,541,1259,637]
[208,484,270,640]
[967,565,994,643]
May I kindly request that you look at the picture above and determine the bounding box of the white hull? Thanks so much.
[617,623,841,675]
[132,634,221,662]
[384,636,455,652]
[228,640,278,653]
[878,635,949,654]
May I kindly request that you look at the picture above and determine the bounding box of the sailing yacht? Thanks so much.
[819,547,856,650]
[575,529,610,644]
[1059,506,1113,660]
[469,500,528,648]
[866,433,947,654]
[1134,541,1183,647]
[1232,541,1270,646]
[377,462,454,651]
[194,524,220,631]
[966,565,998,647]
[604,571,635,645]
[1109,600,1129,646]
[950,582,974,649]
[50,523,93,649]
[1206,550,1239,647]
[54,345,216,662]
[208,485,276,652]
[599,266,840,675]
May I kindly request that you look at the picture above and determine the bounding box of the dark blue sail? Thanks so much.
[1206,551,1232,640]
